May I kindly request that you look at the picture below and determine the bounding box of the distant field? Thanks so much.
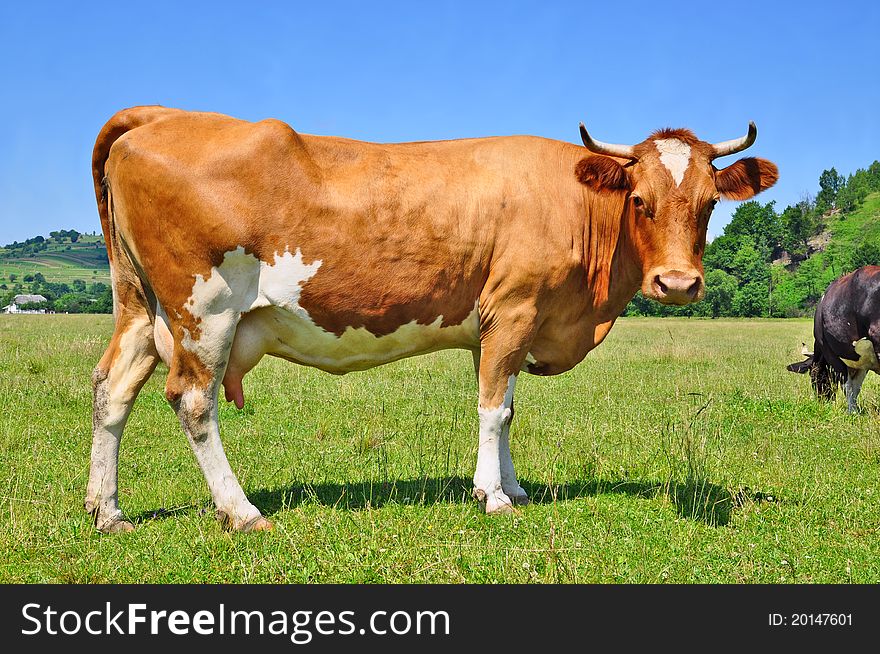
[0,235,110,285]
[1,315,878,583]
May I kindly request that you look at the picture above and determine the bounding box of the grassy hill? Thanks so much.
[821,191,880,263]
[0,232,110,286]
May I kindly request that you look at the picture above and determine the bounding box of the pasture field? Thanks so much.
[0,258,110,286]
[0,234,110,285]
[1,315,878,583]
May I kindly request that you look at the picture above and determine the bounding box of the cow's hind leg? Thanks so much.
[86,312,159,533]
[845,368,868,414]
[164,314,271,532]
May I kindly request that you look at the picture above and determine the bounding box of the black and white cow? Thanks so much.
[787,265,880,413]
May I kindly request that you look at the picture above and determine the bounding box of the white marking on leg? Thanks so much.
[654,138,691,187]
[178,386,264,529]
[87,320,156,532]
[474,375,517,514]
[845,368,868,414]
[498,376,527,504]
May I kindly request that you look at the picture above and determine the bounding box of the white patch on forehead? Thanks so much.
[654,138,692,187]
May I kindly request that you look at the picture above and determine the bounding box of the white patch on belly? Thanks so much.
[841,338,880,371]
[654,138,691,187]
[180,246,322,369]
[233,303,480,374]
[182,246,480,375]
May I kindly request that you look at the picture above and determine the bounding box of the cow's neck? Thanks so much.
[579,189,642,322]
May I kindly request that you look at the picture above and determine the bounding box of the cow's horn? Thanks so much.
[801,342,813,357]
[711,122,757,159]
[579,123,636,159]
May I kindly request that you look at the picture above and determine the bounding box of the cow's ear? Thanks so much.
[786,357,813,374]
[715,157,779,200]
[575,156,630,192]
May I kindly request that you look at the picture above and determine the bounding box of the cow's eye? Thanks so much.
[632,194,654,219]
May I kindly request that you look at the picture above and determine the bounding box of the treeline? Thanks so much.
[0,273,112,313]
[1,230,107,258]
[627,161,880,317]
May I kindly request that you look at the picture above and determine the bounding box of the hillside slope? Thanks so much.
[0,233,109,285]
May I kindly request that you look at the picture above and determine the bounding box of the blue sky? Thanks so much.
[1,1,877,243]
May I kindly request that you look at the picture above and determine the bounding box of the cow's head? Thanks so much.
[575,122,778,305]
[787,343,837,400]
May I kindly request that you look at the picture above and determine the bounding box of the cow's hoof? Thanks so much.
[87,503,134,534]
[103,519,135,534]
[509,492,530,506]
[217,510,273,532]
[94,514,134,534]
[474,488,517,515]
[242,516,274,532]
[503,485,529,506]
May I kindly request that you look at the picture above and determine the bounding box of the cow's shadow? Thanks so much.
[240,475,770,527]
[133,476,773,527]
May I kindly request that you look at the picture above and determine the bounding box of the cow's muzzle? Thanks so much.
[648,269,703,305]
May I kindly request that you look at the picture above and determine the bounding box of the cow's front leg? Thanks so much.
[473,329,531,515]
[472,351,528,507]
[845,368,868,414]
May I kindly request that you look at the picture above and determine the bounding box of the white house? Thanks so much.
[1,294,48,314]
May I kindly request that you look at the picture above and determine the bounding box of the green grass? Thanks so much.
[826,191,880,257]
[1,315,878,583]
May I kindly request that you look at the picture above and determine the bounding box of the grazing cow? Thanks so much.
[787,266,880,412]
[86,106,778,532]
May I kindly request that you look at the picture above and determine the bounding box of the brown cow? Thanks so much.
[86,106,777,532]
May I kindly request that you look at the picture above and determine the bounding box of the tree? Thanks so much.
[733,281,769,317]
[816,168,845,212]
[867,161,880,192]
[703,233,748,274]
[54,293,83,313]
[698,269,738,317]
[780,202,814,256]
[851,242,880,269]
[724,200,783,259]
[730,238,769,282]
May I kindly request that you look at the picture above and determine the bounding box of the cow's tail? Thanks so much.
[91,106,180,319]
[91,106,179,264]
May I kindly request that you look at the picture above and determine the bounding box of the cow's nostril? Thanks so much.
[654,275,668,294]
[688,277,702,298]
